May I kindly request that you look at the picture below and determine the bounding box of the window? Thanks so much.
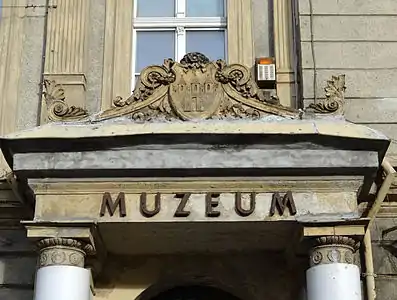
[132,0,227,88]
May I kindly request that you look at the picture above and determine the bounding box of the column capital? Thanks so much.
[37,238,94,268]
[309,236,360,267]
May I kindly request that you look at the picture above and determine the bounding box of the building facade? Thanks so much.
[0,1,397,300]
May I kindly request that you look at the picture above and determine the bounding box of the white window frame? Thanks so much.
[131,0,228,90]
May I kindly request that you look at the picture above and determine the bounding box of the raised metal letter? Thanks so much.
[235,192,256,217]
[140,192,161,218]
[269,191,297,216]
[174,193,191,217]
[100,192,127,217]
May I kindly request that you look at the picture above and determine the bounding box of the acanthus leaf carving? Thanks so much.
[93,52,299,122]
[308,75,346,115]
[43,79,88,122]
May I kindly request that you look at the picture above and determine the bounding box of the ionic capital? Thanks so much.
[37,238,94,268]
[309,236,360,267]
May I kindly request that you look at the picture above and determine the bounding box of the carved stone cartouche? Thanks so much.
[42,53,299,122]
[95,52,298,122]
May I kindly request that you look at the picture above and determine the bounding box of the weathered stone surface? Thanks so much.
[303,98,397,124]
[0,230,35,253]
[299,0,397,14]
[302,69,397,99]
[16,0,46,131]
[14,149,379,174]
[0,257,36,285]
[300,16,397,42]
[252,0,271,57]
[301,42,397,69]
[364,124,397,155]
[372,243,397,274]
[375,277,397,300]
[86,0,106,113]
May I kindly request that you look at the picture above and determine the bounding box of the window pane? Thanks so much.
[186,0,225,17]
[137,0,175,17]
[136,31,175,72]
[186,31,225,61]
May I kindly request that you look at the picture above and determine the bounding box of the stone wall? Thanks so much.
[370,218,397,300]
[298,0,397,160]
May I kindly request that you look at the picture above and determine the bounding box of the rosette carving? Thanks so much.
[37,238,94,268]
[309,235,360,267]
[308,75,346,115]
[43,80,88,121]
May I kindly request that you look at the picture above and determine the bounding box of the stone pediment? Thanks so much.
[43,53,299,123]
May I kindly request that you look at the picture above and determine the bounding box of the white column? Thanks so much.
[306,236,362,300]
[34,238,93,300]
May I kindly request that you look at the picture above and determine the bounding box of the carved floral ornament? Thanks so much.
[42,52,347,122]
[36,238,95,268]
[42,80,89,122]
[309,236,360,267]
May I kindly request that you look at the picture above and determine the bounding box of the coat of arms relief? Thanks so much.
[42,52,346,122]
[99,52,297,122]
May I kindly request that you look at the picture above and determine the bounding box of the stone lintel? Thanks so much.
[303,224,367,238]
[24,224,96,251]
[13,149,379,177]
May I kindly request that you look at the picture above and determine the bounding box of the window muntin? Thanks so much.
[132,0,227,90]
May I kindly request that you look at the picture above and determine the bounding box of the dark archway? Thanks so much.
[150,285,243,300]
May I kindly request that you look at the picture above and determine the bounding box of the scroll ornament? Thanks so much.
[43,79,88,122]
[308,75,346,115]
[42,53,299,122]
[95,52,297,122]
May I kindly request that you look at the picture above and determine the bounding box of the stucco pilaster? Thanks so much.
[42,0,90,122]
[273,0,295,107]
[227,0,254,66]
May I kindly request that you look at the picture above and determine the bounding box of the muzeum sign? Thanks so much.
[100,191,297,219]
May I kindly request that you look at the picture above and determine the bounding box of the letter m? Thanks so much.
[100,192,126,217]
[270,191,297,216]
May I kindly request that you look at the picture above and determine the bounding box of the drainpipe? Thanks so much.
[37,0,51,124]
[364,159,396,300]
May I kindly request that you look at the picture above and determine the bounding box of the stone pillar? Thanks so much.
[306,236,362,300]
[34,238,92,300]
